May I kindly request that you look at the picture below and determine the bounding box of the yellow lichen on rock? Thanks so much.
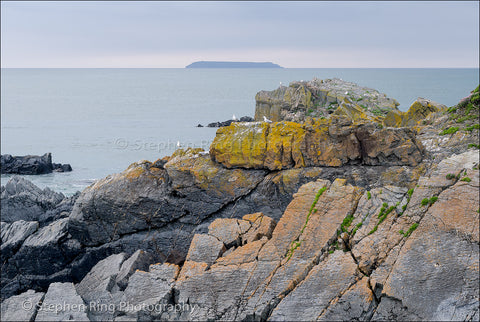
[210,116,424,170]
[210,122,270,168]
[334,101,383,123]
[264,121,305,169]
[384,98,447,127]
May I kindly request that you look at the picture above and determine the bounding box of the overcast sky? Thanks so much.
[1,1,479,68]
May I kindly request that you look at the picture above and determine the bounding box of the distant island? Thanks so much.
[185,61,283,68]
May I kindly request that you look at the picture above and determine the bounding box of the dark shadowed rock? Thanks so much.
[0,220,39,258]
[1,218,82,300]
[205,115,254,127]
[1,176,78,224]
[1,153,72,175]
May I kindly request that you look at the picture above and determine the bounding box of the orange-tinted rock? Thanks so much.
[210,118,424,170]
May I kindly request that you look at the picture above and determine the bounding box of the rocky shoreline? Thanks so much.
[1,79,478,321]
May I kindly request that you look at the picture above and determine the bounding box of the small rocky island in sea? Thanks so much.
[1,153,72,174]
[0,79,478,321]
[197,115,254,127]
[185,61,283,68]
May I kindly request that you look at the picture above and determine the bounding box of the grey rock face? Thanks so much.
[75,253,126,321]
[269,251,359,321]
[115,250,154,291]
[184,234,225,266]
[76,253,126,302]
[1,218,82,300]
[0,220,39,257]
[0,289,45,322]
[66,149,419,289]
[66,154,304,272]
[1,148,477,321]
[119,263,179,320]
[317,277,377,321]
[372,297,421,321]
[1,176,73,223]
[35,282,88,321]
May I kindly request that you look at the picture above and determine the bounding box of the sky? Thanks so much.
[1,1,479,68]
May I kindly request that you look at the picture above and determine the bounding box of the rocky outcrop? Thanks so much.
[2,153,422,301]
[0,177,81,300]
[1,176,78,224]
[255,78,399,122]
[410,86,479,162]
[1,82,478,321]
[37,149,475,321]
[1,153,72,175]
[68,151,267,249]
[1,220,39,258]
[0,176,81,300]
[384,97,447,127]
[210,117,425,170]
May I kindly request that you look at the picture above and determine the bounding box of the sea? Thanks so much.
[1,68,478,196]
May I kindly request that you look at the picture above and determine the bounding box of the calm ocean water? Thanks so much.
[1,68,478,195]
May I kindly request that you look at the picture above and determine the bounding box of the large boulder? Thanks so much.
[210,118,425,170]
[68,153,267,248]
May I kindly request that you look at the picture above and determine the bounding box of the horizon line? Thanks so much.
[1,67,479,69]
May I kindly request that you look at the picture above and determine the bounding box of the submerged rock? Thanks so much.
[1,152,72,175]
